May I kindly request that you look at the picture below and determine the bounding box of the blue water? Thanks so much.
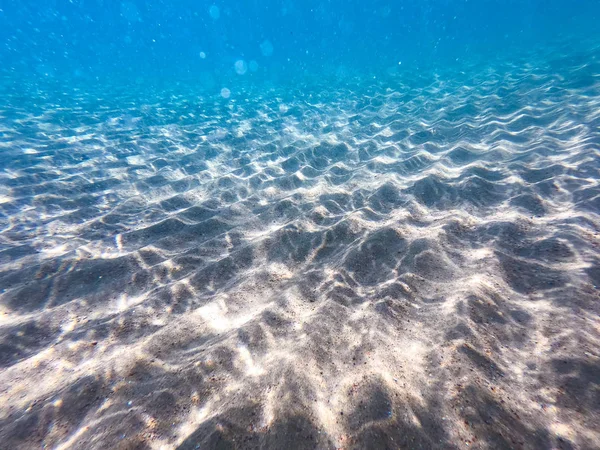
[1,1,599,82]
[1,2,600,449]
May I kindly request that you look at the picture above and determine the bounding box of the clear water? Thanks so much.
[1,2,599,449]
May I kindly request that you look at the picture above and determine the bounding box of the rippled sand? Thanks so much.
[1,46,599,449]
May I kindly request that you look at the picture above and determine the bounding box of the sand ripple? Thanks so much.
[1,45,599,449]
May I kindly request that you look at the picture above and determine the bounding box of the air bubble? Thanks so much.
[234,60,248,75]
[209,5,220,20]
[260,40,274,57]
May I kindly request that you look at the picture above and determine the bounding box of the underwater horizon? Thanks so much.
[1,1,600,449]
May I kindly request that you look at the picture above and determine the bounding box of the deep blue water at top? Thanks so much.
[1,0,599,87]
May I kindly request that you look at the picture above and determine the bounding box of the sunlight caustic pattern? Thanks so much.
[0,43,599,449]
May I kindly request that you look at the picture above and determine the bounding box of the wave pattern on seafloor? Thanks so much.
[0,44,599,449]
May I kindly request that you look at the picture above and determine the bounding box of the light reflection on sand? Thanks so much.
[0,43,599,449]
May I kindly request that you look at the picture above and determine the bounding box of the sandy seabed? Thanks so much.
[1,47,600,450]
